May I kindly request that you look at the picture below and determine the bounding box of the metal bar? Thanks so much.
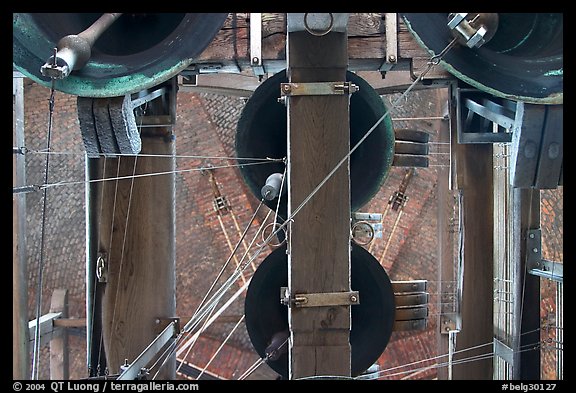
[13,185,40,194]
[117,321,178,380]
[385,13,398,64]
[293,291,360,308]
[353,212,382,221]
[393,319,427,331]
[130,87,167,109]
[395,306,428,320]
[463,98,515,129]
[394,293,428,307]
[281,81,358,96]
[185,58,412,75]
[528,258,563,282]
[391,280,427,293]
[250,13,265,76]
[494,338,515,364]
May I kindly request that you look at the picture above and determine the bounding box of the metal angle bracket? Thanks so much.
[526,228,563,282]
[117,320,179,380]
[280,81,359,96]
[280,287,360,308]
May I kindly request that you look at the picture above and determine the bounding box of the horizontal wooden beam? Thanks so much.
[53,318,87,328]
[191,13,450,79]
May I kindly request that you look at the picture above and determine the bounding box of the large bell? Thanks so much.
[236,70,395,219]
[13,13,228,97]
[402,13,563,104]
[244,243,396,378]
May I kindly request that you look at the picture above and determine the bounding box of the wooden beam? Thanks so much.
[452,134,494,379]
[435,86,455,379]
[50,289,69,380]
[192,13,450,79]
[518,189,541,379]
[287,20,351,379]
[90,85,177,379]
[13,74,29,380]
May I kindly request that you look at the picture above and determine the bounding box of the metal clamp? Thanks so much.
[448,13,487,49]
[280,82,359,97]
[281,287,360,308]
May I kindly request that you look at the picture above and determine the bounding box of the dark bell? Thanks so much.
[244,243,396,378]
[236,70,396,219]
[13,13,228,97]
[402,13,563,104]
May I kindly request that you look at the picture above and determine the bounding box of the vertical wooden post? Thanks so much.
[286,17,351,379]
[50,289,69,380]
[435,87,454,379]
[452,135,494,379]
[89,95,176,379]
[13,73,30,380]
[518,189,540,379]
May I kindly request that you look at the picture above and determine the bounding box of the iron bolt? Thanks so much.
[350,295,358,303]
[388,55,396,62]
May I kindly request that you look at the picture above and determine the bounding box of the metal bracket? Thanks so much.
[456,88,516,144]
[154,317,180,335]
[353,212,382,221]
[281,287,359,308]
[379,13,398,72]
[526,229,563,282]
[440,315,457,334]
[448,13,488,48]
[287,13,349,34]
[117,320,179,380]
[493,338,515,364]
[250,13,265,78]
[280,81,359,96]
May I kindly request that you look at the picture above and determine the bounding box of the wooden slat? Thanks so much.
[50,289,69,380]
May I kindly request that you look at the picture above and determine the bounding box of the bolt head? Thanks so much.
[350,295,358,302]
[388,55,397,62]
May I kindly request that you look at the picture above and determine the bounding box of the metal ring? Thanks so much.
[260,222,287,248]
[304,13,334,37]
[351,220,375,246]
